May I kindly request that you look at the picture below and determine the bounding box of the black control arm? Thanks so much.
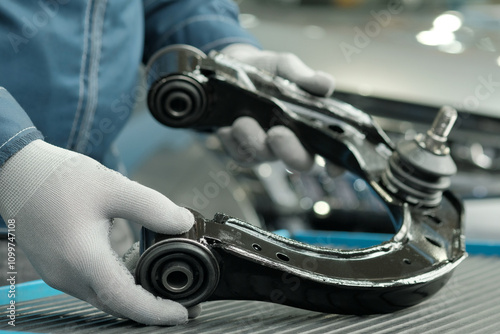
[136,45,466,314]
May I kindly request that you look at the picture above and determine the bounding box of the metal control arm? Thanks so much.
[136,45,466,314]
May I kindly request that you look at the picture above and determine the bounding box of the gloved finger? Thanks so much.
[326,162,345,178]
[216,117,277,165]
[267,126,314,171]
[231,117,275,161]
[87,234,189,325]
[122,241,140,273]
[188,304,202,319]
[104,175,194,235]
[217,127,258,165]
[275,53,335,97]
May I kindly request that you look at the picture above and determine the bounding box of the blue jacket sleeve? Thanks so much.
[143,0,261,62]
[0,87,44,167]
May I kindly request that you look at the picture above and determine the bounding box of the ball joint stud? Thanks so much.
[382,106,458,207]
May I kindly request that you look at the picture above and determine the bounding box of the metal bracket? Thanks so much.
[137,44,466,314]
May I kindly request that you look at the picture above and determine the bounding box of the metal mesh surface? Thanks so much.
[2,256,500,334]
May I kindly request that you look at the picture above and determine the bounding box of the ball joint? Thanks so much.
[382,106,458,207]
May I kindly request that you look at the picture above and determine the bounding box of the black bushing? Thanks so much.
[135,239,219,307]
[147,74,207,128]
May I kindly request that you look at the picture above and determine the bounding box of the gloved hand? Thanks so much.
[217,44,335,171]
[0,139,197,325]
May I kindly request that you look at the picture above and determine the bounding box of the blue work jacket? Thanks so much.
[0,0,259,167]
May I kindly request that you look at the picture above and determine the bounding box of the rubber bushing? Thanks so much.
[147,74,206,128]
[135,239,219,307]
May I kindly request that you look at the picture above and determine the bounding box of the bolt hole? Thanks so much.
[170,97,188,112]
[276,252,290,262]
[166,271,189,291]
[161,261,194,293]
[165,91,192,117]
[252,243,262,251]
[403,258,412,265]
[425,215,442,225]
[328,125,345,134]
[425,236,442,248]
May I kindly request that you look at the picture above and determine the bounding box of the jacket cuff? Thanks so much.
[0,87,44,167]
[0,129,44,167]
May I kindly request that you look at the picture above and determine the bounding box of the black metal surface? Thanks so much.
[148,47,394,180]
[2,256,500,334]
[137,193,464,314]
[145,45,462,206]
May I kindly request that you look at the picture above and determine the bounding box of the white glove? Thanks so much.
[0,139,196,325]
[217,44,335,171]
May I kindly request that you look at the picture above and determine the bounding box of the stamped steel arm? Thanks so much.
[136,45,466,314]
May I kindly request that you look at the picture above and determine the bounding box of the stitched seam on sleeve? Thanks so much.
[0,126,36,151]
[67,0,93,149]
[75,0,108,153]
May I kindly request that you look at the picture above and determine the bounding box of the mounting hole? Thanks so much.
[328,125,345,134]
[403,258,412,265]
[425,215,442,225]
[165,92,192,118]
[425,236,442,248]
[276,253,290,262]
[161,264,193,293]
[167,271,188,289]
[252,243,262,251]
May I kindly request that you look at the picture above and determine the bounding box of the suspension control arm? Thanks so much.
[136,45,466,314]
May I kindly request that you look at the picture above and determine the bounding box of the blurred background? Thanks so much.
[4,4,500,333]
[123,0,500,246]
